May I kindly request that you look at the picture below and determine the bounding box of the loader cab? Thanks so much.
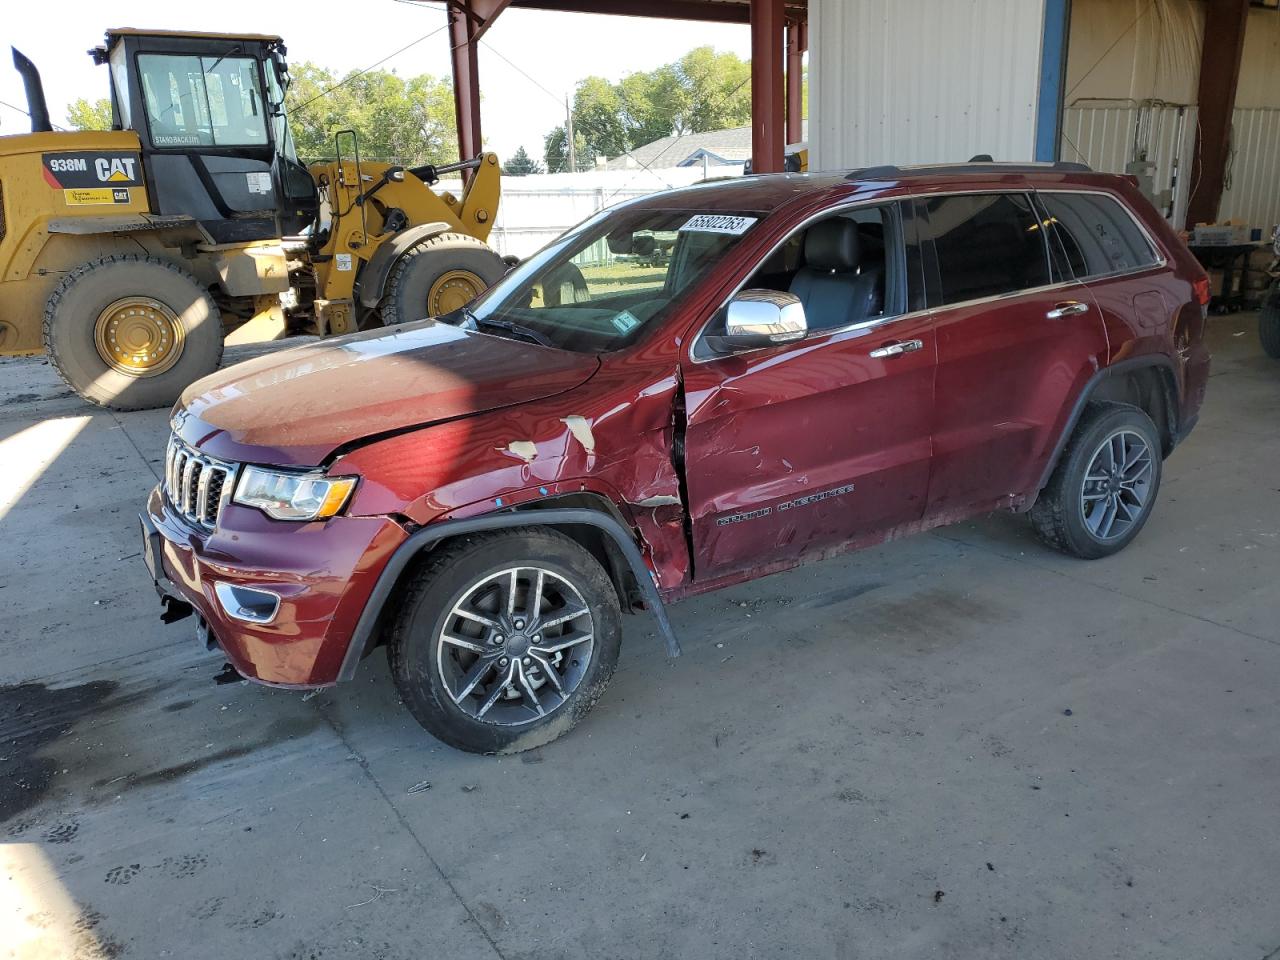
[93,29,318,242]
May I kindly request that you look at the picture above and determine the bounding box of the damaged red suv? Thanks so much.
[140,163,1210,753]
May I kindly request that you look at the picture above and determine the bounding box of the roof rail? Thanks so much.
[844,164,903,180]
[844,159,1093,181]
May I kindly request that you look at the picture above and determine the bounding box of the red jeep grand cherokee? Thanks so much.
[140,162,1211,753]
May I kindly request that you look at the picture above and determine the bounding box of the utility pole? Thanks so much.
[565,94,577,174]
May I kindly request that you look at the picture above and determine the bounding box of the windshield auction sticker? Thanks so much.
[679,214,757,235]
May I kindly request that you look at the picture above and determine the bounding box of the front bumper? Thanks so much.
[140,485,408,687]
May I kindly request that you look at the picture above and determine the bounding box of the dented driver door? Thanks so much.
[679,201,937,583]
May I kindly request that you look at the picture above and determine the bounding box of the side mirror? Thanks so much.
[706,289,807,353]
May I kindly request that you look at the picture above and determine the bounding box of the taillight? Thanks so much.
[1193,276,1211,307]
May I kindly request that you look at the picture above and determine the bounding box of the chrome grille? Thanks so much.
[164,438,238,528]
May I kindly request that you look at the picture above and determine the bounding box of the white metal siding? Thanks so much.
[809,0,1046,171]
[1060,101,1198,225]
[1219,108,1280,231]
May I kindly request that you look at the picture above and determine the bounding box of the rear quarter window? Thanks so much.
[1037,192,1160,278]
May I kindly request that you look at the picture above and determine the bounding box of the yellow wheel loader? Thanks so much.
[0,31,506,410]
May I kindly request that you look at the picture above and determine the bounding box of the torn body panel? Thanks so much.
[338,360,694,594]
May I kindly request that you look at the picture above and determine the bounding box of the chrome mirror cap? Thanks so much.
[723,289,808,345]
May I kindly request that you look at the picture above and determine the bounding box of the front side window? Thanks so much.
[922,193,1050,305]
[734,203,900,330]
[137,54,269,148]
[1038,192,1160,278]
[463,208,761,353]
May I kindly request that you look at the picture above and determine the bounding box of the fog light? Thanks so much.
[214,582,281,624]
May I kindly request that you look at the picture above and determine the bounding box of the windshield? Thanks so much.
[465,207,761,352]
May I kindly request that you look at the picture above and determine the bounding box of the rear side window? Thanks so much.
[921,193,1050,305]
[1037,192,1160,278]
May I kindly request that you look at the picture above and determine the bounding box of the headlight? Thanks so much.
[233,466,357,521]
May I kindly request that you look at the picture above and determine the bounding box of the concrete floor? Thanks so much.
[1,317,1278,960]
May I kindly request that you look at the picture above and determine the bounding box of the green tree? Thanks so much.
[285,62,458,166]
[502,145,543,176]
[552,47,754,165]
[542,126,593,173]
[66,97,113,131]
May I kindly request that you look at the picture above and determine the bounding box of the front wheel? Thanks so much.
[387,529,622,754]
[1030,402,1163,559]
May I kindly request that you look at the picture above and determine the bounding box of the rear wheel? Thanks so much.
[1259,283,1280,359]
[379,232,507,326]
[388,529,622,754]
[43,255,222,410]
[1031,402,1162,559]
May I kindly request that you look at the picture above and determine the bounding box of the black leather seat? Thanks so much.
[789,219,885,330]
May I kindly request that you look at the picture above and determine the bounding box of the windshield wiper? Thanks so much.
[463,311,557,348]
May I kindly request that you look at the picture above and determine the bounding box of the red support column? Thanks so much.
[447,0,512,175]
[750,0,785,173]
[1186,0,1250,227]
[786,18,807,147]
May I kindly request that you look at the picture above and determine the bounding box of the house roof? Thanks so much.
[604,122,807,171]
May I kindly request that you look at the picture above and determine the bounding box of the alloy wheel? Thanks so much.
[1080,429,1154,541]
[435,566,595,726]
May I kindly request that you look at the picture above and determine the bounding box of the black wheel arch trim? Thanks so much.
[355,221,454,309]
[1035,355,1182,493]
[337,506,681,682]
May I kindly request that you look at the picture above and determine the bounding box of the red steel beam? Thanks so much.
[751,0,785,173]
[1186,0,1250,227]
[785,17,807,146]
[448,0,512,174]
[507,0,808,24]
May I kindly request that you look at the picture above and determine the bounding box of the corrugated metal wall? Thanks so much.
[1061,0,1280,229]
[1060,100,1198,225]
[1219,108,1280,231]
[809,0,1047,171]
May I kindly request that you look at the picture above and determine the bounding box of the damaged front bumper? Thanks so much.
[139,485,408,687]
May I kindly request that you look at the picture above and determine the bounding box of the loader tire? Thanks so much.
[380,232,507,326]
[43,255,222,411]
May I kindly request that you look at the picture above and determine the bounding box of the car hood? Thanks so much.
[173,321,600,466]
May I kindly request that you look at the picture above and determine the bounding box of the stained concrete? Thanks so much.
[1,319,1278,960]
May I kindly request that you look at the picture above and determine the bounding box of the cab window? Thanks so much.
[138,54,269,149]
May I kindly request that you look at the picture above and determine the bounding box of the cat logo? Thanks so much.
[42,151,144,190]
[96,156,138,182]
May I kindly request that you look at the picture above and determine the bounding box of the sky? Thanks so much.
[0,0,754,161]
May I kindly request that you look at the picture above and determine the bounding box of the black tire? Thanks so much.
[43,255,222,411]
[1260,284,1280,359]
[1030,402,1163,559]
[379,232,507,326]
[387,528,622,754]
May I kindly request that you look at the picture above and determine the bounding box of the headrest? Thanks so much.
[803,219,860,272]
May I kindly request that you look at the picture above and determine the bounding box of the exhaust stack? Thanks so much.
[11,47,53,133]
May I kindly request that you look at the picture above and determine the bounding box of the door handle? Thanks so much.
[869,338,924,359]
[1046,301,1090,319]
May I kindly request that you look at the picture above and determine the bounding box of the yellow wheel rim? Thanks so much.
[428,270,485,316]
[93,297,185,377]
